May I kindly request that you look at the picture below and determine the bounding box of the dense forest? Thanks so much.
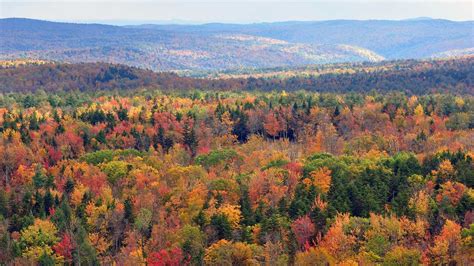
[0,19,385,71]
[1,18,473,71]
[1,57,473,95]
[0,88,472,264]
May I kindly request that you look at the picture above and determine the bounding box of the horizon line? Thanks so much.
[2,16,474,26]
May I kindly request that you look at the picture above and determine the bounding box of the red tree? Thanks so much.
[291,215,316,249]
[53,233,74,261]
[147,247,187,266]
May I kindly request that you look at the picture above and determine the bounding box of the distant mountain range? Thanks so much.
[0,18,472,71]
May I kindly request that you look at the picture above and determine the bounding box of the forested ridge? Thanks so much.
[2,18,473,71]
[0,88,473,264]
[0,18,386,71]
[1,57,473,95]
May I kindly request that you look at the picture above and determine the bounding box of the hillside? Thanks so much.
[139,19,474,59]
[1,57,472,95]
[0,18,384,71]
[1,18,472,71]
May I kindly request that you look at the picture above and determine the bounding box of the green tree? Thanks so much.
[383,246,421,266]
[134,208,152,256]
[210,214,233,241]
[183,121,198,156]
[180,225,206,265]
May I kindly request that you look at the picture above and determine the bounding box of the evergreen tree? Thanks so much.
[183,121,198,156]
[124,198,134,224]
[210,214,232,240]
[43,190,54,216]
[232,112,249,143]
[239,188,255,226]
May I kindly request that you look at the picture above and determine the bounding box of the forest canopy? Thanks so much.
[1,57,473,95]
[0,89,472,264]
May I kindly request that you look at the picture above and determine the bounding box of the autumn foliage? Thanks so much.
[0,89,472,265]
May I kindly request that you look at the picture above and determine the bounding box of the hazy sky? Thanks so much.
[1,0,472,24]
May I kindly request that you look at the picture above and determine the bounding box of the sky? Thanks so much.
[0,0,472,24]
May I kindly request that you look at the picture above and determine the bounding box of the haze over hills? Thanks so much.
[0,18,472,72]
[135,19,474,59]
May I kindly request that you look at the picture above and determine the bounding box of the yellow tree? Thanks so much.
[204,240,263,265]
[217,204,242,229]
[19,219,59,262]
[295,247,335,266]
[309,167,332,193]
[432,159,455,181]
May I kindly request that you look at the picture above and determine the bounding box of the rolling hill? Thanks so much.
[0,18,385,71]
[1,57,472,95]
[138,19,473,59]
[1,18,472,72]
